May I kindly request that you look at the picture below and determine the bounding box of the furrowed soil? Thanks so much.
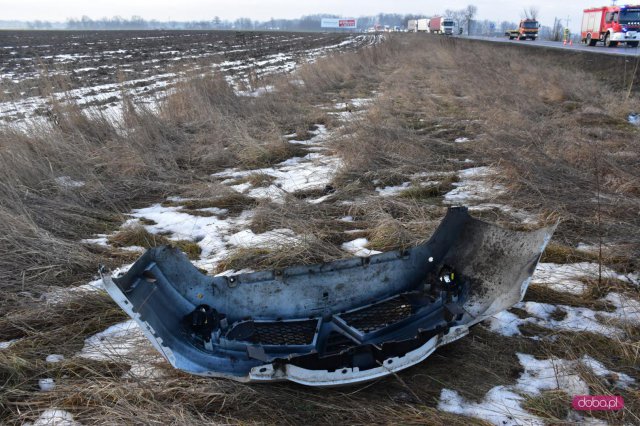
[0,33,639,425]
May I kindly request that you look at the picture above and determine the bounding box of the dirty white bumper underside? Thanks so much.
[102,207,555,386]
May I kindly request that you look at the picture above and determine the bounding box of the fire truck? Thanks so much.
[581,5,640,47]
[505,19,540,40]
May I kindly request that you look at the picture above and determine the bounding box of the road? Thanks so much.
[466,36,640,57]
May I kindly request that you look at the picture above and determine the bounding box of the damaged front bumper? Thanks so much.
[101,207,555,386]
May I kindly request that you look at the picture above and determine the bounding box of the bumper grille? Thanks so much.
[227,319,318,346]
[339,295,413,334]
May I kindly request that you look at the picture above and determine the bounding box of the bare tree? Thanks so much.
[523,6,540,20]
[464,5,477,35]
[550,17,564,41]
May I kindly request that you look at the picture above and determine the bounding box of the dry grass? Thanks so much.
[162,192,256,215]
[108,225,201,260]
[522,390,571,422]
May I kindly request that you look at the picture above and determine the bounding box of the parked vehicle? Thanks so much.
[505,19,540,40]
[407,19,418,32]
[416,18,429,32]
[582,5,640,47]
[429,16,455,35]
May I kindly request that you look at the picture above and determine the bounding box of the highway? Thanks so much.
[466,36,640,57]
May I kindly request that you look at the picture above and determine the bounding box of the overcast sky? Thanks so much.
[1,1,587,31]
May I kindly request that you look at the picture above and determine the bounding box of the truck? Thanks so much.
[581,5,640,47]
[417,18,429,32]
[505,19,540,40]
[429,16,455,35]
[408,19,418,32]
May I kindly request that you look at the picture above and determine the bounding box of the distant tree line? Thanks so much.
[5,7,567,40]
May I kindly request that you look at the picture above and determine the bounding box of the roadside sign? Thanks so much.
[321,18,357,29]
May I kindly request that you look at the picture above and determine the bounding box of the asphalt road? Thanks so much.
[466,36,640,57]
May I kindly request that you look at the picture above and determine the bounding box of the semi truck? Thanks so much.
[581,5,640,47]
[505,19,540,40]
[429,16,455,35]
[417,18,429,32]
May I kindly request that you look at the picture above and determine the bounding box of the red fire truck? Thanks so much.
[581,5,640,47]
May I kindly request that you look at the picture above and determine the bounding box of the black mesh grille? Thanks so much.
[339,295,413,333]
[227,319,318,345]
[324,331,357,355]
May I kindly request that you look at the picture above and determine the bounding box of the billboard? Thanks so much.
[321,18,357,29]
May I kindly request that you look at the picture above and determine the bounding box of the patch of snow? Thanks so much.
[38,378,56,392]
[228,228,300,249]
[341,238,382,257]
[81,235,109,246]
[0,339,19,350]
[438,386,540,426]
[439,351,633,425]
[454,137,470,143]
[487,311,529,337]
[76,319,164,379]
[515,353,588,396]
[120,245,146,253]
[131,204,251,264]
[581,355,635,389]
[230,182,252,193]
[307,193,333,204]
[520,297,638,335]
[237,85,275,97]
[488,290,639,338]
[628,113,639,126]
[340,216,354,222]
[77,319,141,361]
[45,278,104,304]
[54,176,85,188]
[350,98,373,107]
[532,262,637,295]
[576,243,599,253]
[603,292,640,323]
[375,182,411,196]
[46,354,64,363]
[444,166,505,204]
[30,409,79,426]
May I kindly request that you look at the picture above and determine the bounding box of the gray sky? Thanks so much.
[0,1,585,31]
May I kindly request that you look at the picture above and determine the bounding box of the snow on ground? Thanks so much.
[76,319,163,379]
[46,354,65,363]
[44,278,105,304]
[375,182,411,196]
[341,238,382,257]
[438,352,633,425]
[214,153,340,202]
[38,378,56,392]
[444,167,505,204]
[488,260,640,338]
[438,386,536,426]
[0,339,19,350]
[488,295,639,338]
[26,409,79,426]
[131,203,250,265]
[443,166,539,224]
[1,35,378,127]
[228,228,300,249]
[531,262,638,295]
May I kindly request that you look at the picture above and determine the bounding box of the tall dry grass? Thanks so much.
[0,73,321,301]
